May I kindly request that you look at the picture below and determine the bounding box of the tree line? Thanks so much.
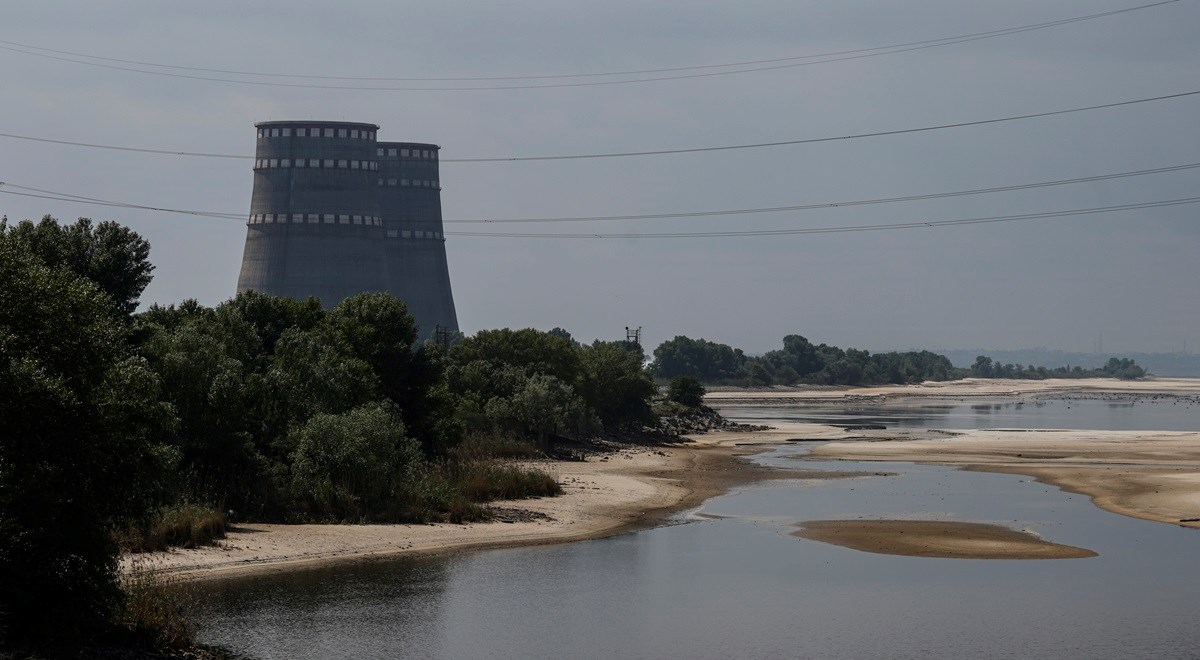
[650,335,1146,385]
[968,355,1146,380]
[650,334,956,385]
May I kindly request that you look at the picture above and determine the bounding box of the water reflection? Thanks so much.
[195,445,1200,659]
[717,396,1198,431]
[197,559,453,658]
[194,401,1200,659]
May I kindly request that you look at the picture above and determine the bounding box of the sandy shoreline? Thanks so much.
[128,377,1199,577]
[126,426,811,582]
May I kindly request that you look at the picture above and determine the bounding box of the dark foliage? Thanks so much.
[0,237,176,643]
[578,341,656,431]
[667,375,707,407]
[970,354,1146,380]
[1,215,154,317]
[650,335,747,381]
[651,334,956,386]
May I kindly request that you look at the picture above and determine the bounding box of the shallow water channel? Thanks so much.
[194,400,1200,659]
[719,394,1199,432]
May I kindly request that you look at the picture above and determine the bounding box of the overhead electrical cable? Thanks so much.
[0,182,244,219]
[443,91,1200,161]
[1,89,1197,163]
[444,198,1200,239]
[0,132,253,159]
[3,169,1197,233]
[0,1,1176,85]
[444,162,1200,223]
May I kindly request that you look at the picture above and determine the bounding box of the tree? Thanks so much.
[138,305,267,511]
[1,216,153,316]
[1102,357,1146,380]
[326,293,458,456]
[971,355,995,377]
[450,328,584,388]
[546,327,575,343]
[484,374,599,448]
[578,341,656,431]
[290,402,422,521]
[779,335,824,376]
[222,289,323,353]
[667,375,706,407]
[650,336,746,381]
[0,239,176,642]
[264,327,381,447]
[447,328,594,445]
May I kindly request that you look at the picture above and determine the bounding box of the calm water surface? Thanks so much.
[195,402,1199,659]
[718,394,1199,431]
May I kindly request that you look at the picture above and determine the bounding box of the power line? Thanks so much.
[444,198,1200,239]
[2,183,1195,241]
[0,2,1175,86]
[446,162,1200,223]
[0,132,252,159]
[0,182,244,219]
[445,91,1200,161]
[1,89,1197,163]
[3,161,1196,225]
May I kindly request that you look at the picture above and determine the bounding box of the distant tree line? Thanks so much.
[650,335,1146,385]
[938,348,1197,378]
[651,334,955,385]
[968,355,1146,380]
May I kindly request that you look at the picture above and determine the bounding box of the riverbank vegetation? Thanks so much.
[650,335,1146,386]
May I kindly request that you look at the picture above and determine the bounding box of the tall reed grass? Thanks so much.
[120,504,227,553]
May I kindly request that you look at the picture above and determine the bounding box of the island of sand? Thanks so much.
[793,520,1097,559]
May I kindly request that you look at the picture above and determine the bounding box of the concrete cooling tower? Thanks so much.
[237,121,458,337]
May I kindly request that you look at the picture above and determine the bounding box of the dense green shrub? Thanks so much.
[484,373,601,447]
[667,375,707,407]
[290,402,422,521]
[579,341,656,431]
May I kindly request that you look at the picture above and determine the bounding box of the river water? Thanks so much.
[194,396,1199,659]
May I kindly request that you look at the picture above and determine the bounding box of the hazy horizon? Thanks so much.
[3,1,1198,355]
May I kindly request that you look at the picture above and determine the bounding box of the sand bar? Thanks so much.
[708,378,1200,529]
[706,377,1200,402]
[793,520,1097,559]
[808,428,1200,528]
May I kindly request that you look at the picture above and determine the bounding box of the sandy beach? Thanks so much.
[128,377,1199,577]
[126,426,812,582]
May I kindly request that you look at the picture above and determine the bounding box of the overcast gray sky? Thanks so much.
[3,1,1197,355]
